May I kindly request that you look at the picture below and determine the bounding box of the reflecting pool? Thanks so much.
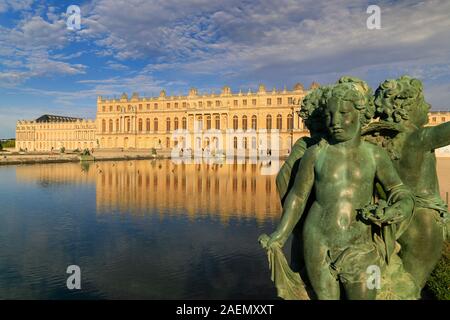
[0,158,448,299]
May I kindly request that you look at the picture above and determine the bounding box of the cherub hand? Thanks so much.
[372,199,413,225]
[259,231,287,249]
[380,203,406,224]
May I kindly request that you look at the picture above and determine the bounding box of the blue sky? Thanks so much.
[0,0,449,138]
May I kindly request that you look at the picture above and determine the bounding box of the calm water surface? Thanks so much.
[0,159,284,299]
[0,158,448,299]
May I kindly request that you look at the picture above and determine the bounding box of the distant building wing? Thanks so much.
[35,114,82,123]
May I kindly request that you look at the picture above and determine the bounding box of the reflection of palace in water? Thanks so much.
[15,162,96,185]
[96,160,282,223]
[15,160,282,223]
[14,158,449,222]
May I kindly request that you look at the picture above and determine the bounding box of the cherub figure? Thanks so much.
[261,79,414,299]
[364,76,450,289]
[275,85,329,273]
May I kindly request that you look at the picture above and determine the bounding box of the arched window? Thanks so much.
[206,115,211,130]
[233,115,238,130]
[252,137,257,149]
[243,137,248,149]
[242,115,247,131]
[146,118,150,131]
[287,114,293,130]
[126,118,131,132]
[174,117,179,130]
[233,136,238,149]
[166,137,170,148]
[197,115,203,130]
[166,117,171,132]
[182,117,187,130]
[266,115,272,130]
[116,119,119,132]
[215,115,220,130]
[102,119,106,132]
[138,118,143,132]
[276,114,282,130]
[154,118,158,132]
[251,115,257,130]
[109,119,113,132]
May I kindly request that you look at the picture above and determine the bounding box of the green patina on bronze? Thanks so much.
[260,75,449,300]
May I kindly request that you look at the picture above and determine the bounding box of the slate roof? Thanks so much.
[35,114,82,123]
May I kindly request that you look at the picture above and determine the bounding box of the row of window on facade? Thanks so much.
[431,117,447,123]
[17,124,93,130]
[101,97,296,112]
[100,133,292,151]
[17,131,95,141]
[101,114,295,133]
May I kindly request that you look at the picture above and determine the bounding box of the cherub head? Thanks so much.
[322,77,375,142]
[374,76,430,127]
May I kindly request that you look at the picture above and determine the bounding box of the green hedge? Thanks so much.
[1,140,15,148]
[426,241,450,300]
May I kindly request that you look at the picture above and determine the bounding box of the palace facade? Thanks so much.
[15,85,450,154]
[16,84,310,153]
[95,84,310,154]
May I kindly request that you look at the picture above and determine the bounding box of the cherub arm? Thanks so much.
[421,121,450,151]
[374,146,414,224]
[276,137,309,203]
[267,147,316,247]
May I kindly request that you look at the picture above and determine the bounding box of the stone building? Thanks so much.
[95,84,308,154]
[16,114,96,151]
[428,111,450,126]
[15,85,450,154]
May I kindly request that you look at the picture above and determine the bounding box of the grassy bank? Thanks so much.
[426,241,450,300]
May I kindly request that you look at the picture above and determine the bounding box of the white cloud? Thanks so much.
[0,71,30,87]
[3,0,450,88]
[0,13,87,86]
[76,74,165,97]
[0,0,34,13]
[6,16,67,50]
[76,0,450,87]
[4,74,165,111]
[104,61,129,71]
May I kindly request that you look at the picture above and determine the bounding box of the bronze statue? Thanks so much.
[368,76,449,289]
[260,76,449,300]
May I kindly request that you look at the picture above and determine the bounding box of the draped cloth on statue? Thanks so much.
[258,234,310,300]
[414,195,449,240]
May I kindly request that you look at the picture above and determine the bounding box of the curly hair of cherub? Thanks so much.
[374,75,425,123]
[298,86,330,135]
[328,76,375,126]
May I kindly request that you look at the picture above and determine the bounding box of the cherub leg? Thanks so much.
[290,224,304,272]
[342,277,377,300]
[303,232,340,300]
[398,207,444,289]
